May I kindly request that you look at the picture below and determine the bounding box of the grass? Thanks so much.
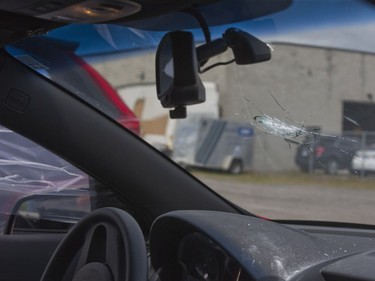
[191,170,375,189]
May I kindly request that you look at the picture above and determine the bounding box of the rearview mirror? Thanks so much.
[156,31,205,119]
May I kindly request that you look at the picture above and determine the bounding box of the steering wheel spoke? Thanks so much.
[41,207,148,281]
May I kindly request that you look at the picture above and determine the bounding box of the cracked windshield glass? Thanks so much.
[7,0,375,226]
[93,38,375,224]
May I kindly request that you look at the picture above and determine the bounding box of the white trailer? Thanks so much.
[117,82,220,153]
[172,117,255,174]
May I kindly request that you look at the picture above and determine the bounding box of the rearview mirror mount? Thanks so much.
[155,28,271,119]
[155,31,205,119]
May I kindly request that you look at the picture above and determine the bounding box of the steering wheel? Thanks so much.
[40,207,148,281]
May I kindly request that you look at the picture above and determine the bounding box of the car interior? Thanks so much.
[1,1,375,281]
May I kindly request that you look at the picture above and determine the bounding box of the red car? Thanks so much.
[8,36,140,135]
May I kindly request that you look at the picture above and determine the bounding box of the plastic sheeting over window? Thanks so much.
[0,126,90,233]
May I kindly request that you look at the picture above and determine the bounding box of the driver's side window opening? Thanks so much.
[0,126,119,234]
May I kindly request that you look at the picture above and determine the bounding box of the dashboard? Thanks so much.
[177,232,251,281]
[149,210,375,281]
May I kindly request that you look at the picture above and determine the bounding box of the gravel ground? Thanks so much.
[200,177,375,225]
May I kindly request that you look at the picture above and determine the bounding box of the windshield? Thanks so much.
[5,0,375,225]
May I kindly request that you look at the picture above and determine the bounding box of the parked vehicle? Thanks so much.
[351,146,375,175]
[1,1,375,281]
[118,81,219,151]
[295,135,361,174]
[7,37,140,135]
[173,117,254,174]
